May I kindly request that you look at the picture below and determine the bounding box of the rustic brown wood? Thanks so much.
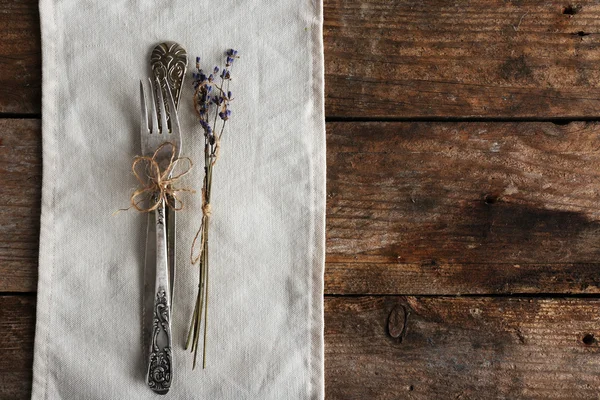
[6,120,600,294]
[324,0,600,118]
[0,0,40,114]
[326,120,600,294]
[5,295,600,399]
[325,296,600,399]
[0,296,35,400]
[0,119,41,292]
[6,0,600,117]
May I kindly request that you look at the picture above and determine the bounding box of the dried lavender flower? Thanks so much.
[188,48,239,370]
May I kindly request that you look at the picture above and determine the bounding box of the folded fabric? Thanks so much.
[33,0,325,398]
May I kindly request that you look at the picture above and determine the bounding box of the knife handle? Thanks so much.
[146,199,172,394]
[166,198,176,310]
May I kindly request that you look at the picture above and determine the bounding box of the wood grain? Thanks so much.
[0,0,40,115]
[324,0,600,118]
[325,296,600,399]
[5,0,600,117]
[0,119,41,292]
[326,120,600,294]
[5,295,600,399]
[5,120,600,295]
[0,296,35,400]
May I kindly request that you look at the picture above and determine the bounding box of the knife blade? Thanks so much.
[150,41,188,308]
[142,43,187,362]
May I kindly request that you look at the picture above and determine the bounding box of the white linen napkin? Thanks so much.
[33,0,325,398]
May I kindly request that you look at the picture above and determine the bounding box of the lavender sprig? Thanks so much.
[187,49,239,370]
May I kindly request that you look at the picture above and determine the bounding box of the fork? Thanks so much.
[140,77,181,394]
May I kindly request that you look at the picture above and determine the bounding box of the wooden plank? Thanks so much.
[326,120,600,294]
[325,296,600,399]
[5,0,600,117]
[0,295,35,400]
[0,0,40,114]
[4,294,600,399]
[5,119,600,294]
[325,0,600,118]
[0,119,41,292]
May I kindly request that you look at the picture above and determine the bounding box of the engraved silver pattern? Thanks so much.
[151,42,188,119]
[148,42,187,315]
[147,289,172,394]
[140,76,180,395]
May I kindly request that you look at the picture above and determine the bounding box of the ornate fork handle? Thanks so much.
[147,198,172,394]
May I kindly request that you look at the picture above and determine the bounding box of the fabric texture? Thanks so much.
[33,0,325,398]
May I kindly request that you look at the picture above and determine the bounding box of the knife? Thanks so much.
[151,41,187,307]
[143,42,187,364]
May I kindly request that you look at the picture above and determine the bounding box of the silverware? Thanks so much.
[140,78,182,394]
[150,42,188,308]
[151,42,187,113]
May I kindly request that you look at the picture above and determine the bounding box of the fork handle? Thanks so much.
[146,198,173,394]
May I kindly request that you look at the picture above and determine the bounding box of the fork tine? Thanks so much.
[156,77,169,134]
[164,80,179,134]
[148,77,159,134]
[140,80,148,132]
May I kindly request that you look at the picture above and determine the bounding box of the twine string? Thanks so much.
[190,187,212,265]
[121,142,194,213]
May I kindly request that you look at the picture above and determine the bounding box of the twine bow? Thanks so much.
[126,142,194,212]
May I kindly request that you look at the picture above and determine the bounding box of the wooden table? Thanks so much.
[3,0,600,398]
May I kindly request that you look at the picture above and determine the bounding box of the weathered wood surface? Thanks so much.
[326,120,600,294]
[4,295,600,399]
[325,296,600,399]
[0,296,35,400]
[0,119,41,293]
[0,0,40,115]
[5,0,600,117]
[5,119,600,295]
[324,0,600,118]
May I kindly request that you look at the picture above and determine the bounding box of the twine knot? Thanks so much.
[125,142,194,213]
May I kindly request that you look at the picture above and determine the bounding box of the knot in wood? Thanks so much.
[388,305,407,340]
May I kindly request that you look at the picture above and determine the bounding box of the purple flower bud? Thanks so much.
[226,49,238,57]
[199,120,213,134]
[196,56,201,63]
[218,109,232,120]
[227,91,232,99]
[214,66,219,74]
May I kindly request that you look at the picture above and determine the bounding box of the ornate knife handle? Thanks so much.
[151,42,187,126]
[146,199,172,394]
